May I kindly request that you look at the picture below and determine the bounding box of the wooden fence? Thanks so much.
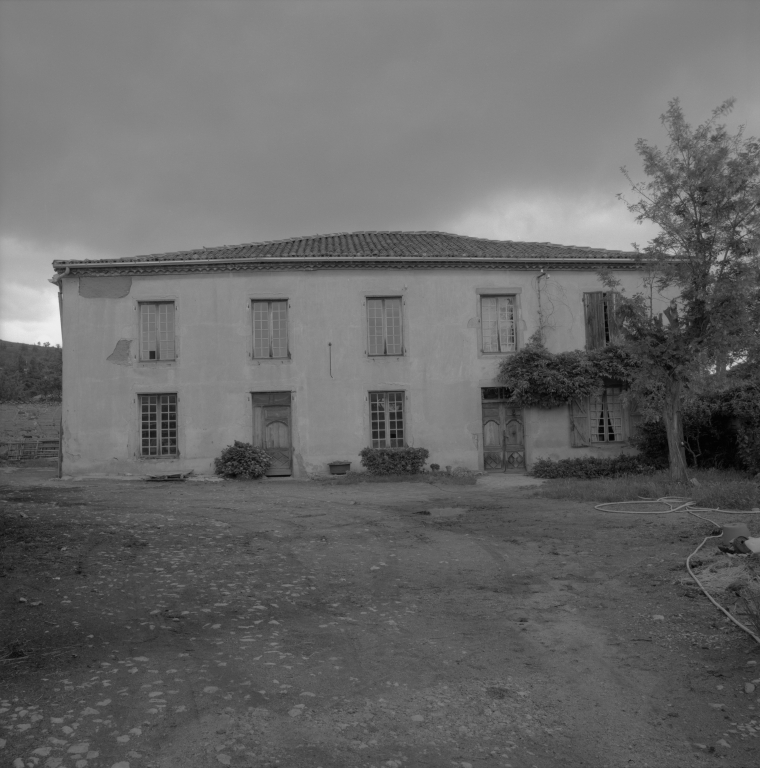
[0,439,60,460]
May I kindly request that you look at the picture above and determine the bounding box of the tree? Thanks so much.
[614,99,760,482]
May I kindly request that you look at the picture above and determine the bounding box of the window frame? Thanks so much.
[138,301,176,362]
[251,299,290,360]
[366,296,404,357]
[570,383,640,447]
[588,385,624,444]
[476,289,521,356]
[139,393,178,458]
[583,291,618,350]
[369,391,406,448]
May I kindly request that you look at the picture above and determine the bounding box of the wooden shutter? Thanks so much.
[606,292,619,342]
[584,292,606,350]
[626,395,643,441]
[569,397,590,446]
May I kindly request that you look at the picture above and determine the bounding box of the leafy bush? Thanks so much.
[535,468,759,508]
[312,469,476,486]
[429,463,440,472]
[630,421,671,468]
[359,447,429,475]
[631,379,760,474]
[214,441,272,479]
[530,454,656,479]
[496,340,635,409]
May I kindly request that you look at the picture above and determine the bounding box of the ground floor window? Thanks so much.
[589,386,624,443]
[370,391,405,448]
[570,384,639,446]
[140,393,178,457]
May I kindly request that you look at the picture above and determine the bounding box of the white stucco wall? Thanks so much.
[59,267,672,476]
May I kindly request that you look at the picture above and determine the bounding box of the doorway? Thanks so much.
[481,387,525,471]
[252,392,292,476]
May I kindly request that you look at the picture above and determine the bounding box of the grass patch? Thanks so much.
[312,470,477,486]
[534,468,760,510]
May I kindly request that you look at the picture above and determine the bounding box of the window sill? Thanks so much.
[366,355,406,360]
[248,358,292,365]
[572,442,634,449]
[138,455,180,460]
[137,360,177,367]
[477,350,518,359]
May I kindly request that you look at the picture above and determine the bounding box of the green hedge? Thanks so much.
[214,441,272,479]
[530,454,656,479]
[359,447,429,475]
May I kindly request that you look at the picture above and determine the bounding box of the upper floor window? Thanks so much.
[481,295,516,353]
[253,300,289,359]
[367,297,403,356]
[584,292,618,349]
[140,302,175,361]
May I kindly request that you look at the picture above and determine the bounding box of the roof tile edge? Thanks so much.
[52,230,639,267]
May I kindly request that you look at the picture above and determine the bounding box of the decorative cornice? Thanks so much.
[55,256,644,278]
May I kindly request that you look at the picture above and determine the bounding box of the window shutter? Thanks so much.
[627,395,643,441]
[606,292,619,341]
[570,398,590,447]
[584,292,606,350]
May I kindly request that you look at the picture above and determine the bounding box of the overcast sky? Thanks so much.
[1,0,758,345]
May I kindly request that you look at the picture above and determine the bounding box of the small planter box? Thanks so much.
[328,461,351,475]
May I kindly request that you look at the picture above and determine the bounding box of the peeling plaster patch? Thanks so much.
[107,340,132,366]
[79,276,132,298]
[467,317,479,328]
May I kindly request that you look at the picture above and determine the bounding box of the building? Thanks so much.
[51,231,671,477]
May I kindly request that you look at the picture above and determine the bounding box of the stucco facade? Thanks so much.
[52,232,672,477]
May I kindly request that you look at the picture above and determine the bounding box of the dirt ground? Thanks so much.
[2,466,760,768]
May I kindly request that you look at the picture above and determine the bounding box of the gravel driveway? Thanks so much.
[2,467,759,767]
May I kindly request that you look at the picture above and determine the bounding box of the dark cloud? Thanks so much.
[0,0,758,342]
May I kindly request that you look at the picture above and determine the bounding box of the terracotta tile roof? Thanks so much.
[54,231,638,265]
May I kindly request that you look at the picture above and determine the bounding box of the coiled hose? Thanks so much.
[594,497,760,646]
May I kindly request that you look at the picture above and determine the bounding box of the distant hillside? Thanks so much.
[0,340,62,401]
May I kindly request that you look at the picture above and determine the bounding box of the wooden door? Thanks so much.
[482,391,525,471]
[252,392,292,476]
[502,406,525,469]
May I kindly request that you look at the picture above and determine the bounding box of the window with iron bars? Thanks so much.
[140,394,178,457]
[140,302,176,361]
[369,391,405,448]
[481,296,516,353]
[367,298,403,356]
[252,300,289,359]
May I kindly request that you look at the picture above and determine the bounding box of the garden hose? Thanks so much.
[594,497,760,646]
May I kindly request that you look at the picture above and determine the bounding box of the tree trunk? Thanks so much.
[662,378,689,483]
[714,350,728,381]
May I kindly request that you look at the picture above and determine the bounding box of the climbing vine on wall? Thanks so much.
[495,336,635,408]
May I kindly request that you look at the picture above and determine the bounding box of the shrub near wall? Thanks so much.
[531,455,656,479]
[359,447,429,475]
[214,441,272,479]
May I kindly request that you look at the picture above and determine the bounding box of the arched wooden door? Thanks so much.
[252,392,292,476]
[481,388,525,471]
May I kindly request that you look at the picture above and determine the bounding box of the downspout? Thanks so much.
[49,268,69,478]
